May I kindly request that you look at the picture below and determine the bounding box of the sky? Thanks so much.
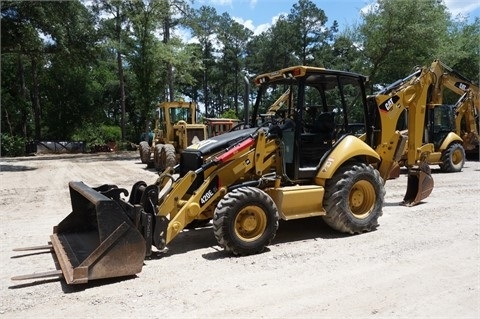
[193,0,480,35]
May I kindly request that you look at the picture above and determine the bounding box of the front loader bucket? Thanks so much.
[402,163,434,206]
[50,181,146,284]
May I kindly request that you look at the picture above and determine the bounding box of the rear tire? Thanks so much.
[139,141,151,164]
[153,144,164,171]
[213,187,279,256]
[323,162,384,234]
[440,143,465,172]
[161,144,177,169]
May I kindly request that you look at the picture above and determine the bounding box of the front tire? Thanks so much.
[323,162,384,234]
[213,187,279,256]
[440,143,465,172]
[139,141,151,164]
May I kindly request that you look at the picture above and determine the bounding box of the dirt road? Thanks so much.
[1,152,479,318]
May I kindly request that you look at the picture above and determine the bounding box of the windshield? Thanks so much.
[252,72,366,135]
[169,107,192,124]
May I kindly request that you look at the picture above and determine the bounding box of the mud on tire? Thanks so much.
[213,187,279,256]
[323,162,384,234]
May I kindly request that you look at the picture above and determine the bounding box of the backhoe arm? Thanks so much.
[371,66,435,205]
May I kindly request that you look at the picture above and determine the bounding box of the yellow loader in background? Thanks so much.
[139,101,208,171]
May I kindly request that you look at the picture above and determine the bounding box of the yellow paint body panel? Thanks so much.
[438,132,463,152]
[315,136,381,183]
[266,185,326,220]
[427,132,463,165]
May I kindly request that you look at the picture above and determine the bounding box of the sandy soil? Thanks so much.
[0,151,479,318]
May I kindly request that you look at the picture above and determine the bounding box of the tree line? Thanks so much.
[1,0,479,155]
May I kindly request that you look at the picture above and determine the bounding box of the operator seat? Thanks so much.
[299,112,336,169]
[313,112,336,141]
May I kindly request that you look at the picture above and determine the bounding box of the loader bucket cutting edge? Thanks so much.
[402,163,434,206]
[50,181,146,284]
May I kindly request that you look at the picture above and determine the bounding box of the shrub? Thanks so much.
[100,125,121,143]
[1,133,26,157]
[220,109,239,119]
[72,124,121,151]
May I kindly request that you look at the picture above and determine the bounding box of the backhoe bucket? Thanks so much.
[50,181,146,284]
[402,163,434,206]
[387,162,401,179]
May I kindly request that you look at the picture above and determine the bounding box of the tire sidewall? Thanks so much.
[337,168,383,227]
[442,143,465,172]
[154,144,164,171]
[214,187,279,255]
[323,163,384,233]
[139,141,150,164]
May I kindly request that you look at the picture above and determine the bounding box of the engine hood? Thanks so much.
[185,127,259,156]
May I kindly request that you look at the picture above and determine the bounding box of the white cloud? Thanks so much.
[208,0,233,6]
[233,17,254,30]
[233,13,286,36]
[444,0,480,19]
[253,23,270,35]
[173,27,197,44]
[361,0,480,18]
[232,16,269,35]
[360,2,378,15]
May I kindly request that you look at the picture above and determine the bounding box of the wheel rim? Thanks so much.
[234,206,267,242]
[451,148,463,165]
[349,180,376,219]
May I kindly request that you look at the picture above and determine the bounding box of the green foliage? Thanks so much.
[72,124,121,149]
[219,109,239,120]
[436,17,480,81]
[1,134,26,157]
[358,0,451,86]
[100,125,122,142]
[2,0,479,145]
[288,0,331,65]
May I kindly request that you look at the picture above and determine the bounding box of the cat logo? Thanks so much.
[379,95,400,112]
[384,98,395,110]
[455,82,469,91]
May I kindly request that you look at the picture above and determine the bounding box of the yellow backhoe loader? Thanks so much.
[383,59,479,175]
[12,66,434,285]
[429,59,479,156]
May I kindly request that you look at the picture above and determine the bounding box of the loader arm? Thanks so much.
[154,129,279,249]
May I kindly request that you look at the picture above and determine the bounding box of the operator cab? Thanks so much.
[252,66,369,182]
[426,104,456,148]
